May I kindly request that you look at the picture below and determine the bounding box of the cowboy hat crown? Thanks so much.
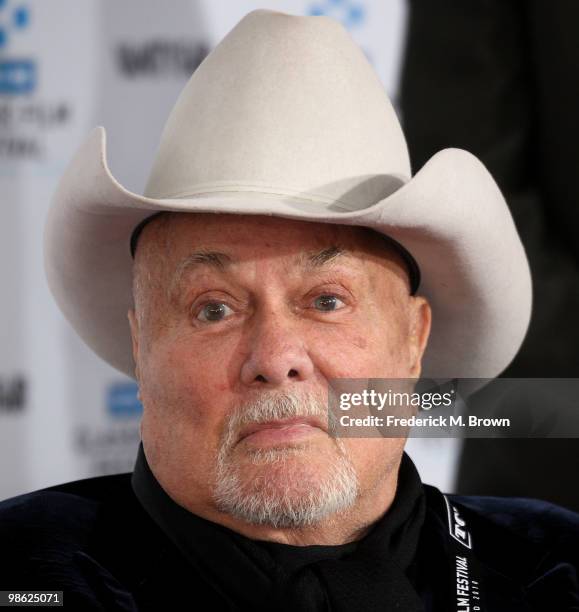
[145,9,410,210]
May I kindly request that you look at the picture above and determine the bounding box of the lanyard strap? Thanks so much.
[442,494,487,612]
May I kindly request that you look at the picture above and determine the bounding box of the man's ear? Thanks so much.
[127,308,141,382]
[408,297,432,378]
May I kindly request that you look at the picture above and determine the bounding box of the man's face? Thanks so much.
[128,213,430,533]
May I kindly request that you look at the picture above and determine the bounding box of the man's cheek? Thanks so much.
[347,334,368,351]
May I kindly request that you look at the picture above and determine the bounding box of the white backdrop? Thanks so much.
[0,0,459,500]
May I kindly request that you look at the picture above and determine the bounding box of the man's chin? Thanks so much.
[213,448,359,528]
[245,450,335,485]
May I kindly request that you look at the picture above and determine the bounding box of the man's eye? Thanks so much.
[196,302,234,322]
[313,294,346,312]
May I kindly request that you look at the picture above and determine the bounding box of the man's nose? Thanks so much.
[240,309,315,387]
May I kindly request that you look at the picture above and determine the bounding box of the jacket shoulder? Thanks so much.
[421,487,579,608]
[0,472,132,523]
[0,473,135,558]
[447,491,579,548]
[0,474,226,607]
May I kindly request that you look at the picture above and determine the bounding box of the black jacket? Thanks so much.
[1,471,578,611]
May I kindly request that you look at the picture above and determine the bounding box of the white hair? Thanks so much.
[213,389,359,528]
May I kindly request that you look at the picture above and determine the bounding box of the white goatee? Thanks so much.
[213,390,359,529]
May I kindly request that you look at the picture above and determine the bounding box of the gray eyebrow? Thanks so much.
[168,250,232,297]
[178,251,232,270]
[300,245,350,269]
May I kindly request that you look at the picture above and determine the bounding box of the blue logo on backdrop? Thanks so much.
[307,0,365,29]
[107,382,143,419]
[0,1,36,94]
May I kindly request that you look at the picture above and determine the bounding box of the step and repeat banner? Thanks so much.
[0,0,459,500]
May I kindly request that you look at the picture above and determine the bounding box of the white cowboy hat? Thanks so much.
[44,9,531,381]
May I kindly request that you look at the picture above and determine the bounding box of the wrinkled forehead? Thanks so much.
[130,211,420,294]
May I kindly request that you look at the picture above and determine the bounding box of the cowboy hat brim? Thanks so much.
[44,126,532,381]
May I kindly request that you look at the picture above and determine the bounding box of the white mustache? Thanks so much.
[220,390,338,451]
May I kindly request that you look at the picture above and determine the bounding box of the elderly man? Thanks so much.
[1,9,579,612]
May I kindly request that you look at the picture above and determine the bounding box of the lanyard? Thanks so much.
[442,494,486,612]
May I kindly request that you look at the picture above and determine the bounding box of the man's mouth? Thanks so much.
[237,416,326,446]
